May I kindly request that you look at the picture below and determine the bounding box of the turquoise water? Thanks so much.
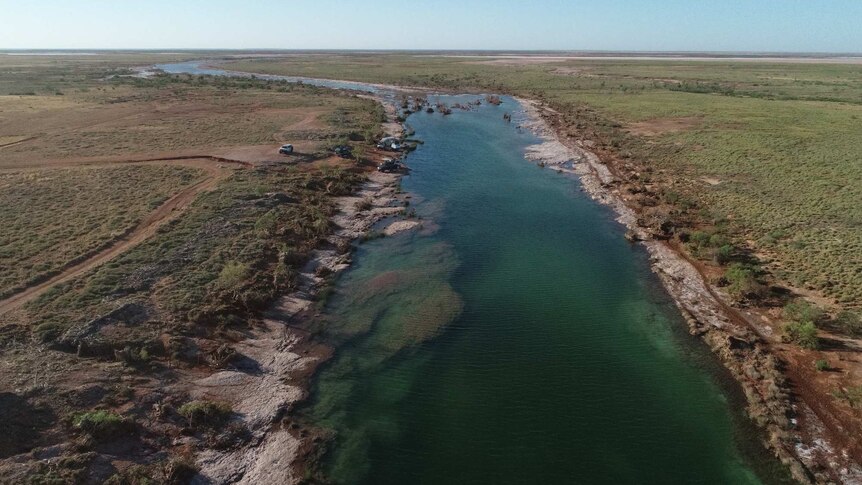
[304,96,793,484]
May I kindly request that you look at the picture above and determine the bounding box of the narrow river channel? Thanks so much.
[158,63,793,484]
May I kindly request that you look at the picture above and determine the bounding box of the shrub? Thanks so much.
[689,230,710,247]
[215,261,249,290]
[163,456,199,484]
[784,321,819,350]
[178,400,232,428]
[783,300,824,325]
[724,263,764,301]
[714,245,734,265]
[72,410,131,440]
[831,311,862,337]
[833,385,862,408]
[33,320,62,343]
[815,359,830,371]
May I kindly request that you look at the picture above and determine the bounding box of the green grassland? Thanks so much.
[226,55,862,308]
[0,164,203,296]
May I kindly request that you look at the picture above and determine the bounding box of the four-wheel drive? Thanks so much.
[278,144,294,154]
[377,158,402,173]
[333,145,353,158]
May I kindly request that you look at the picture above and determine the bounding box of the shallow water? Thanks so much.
[153,63,791,484]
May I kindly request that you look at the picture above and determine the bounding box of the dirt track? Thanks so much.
[0,157,240,315]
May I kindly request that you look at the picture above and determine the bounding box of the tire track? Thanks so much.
[0,157,242,315]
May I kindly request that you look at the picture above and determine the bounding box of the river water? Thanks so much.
[157,63,792,484]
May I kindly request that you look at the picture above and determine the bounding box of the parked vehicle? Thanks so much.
[333,145,353,158]
[376,136,402,151]
[377,158,401,173]
[278,144,294,154]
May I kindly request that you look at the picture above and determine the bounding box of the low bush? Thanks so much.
[724,263,764,301]
[784,321,819,350]
[178,400,232,428]
[831,311,862,337]
[833,385,862,408]
[714,244,734,265]
[815,359,830,372]
[215,261,249,290]
[783,300,824,325]
[71,410,132,440]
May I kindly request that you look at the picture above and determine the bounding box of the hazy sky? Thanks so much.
[1,0,861,52]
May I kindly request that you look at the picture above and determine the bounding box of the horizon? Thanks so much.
[2,0,861,53]
[3,49,862,58]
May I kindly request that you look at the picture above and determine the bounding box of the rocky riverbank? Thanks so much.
[193,94,415,483]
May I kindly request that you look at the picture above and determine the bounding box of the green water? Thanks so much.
[305,95,792,484]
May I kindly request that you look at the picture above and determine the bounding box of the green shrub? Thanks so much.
[784,321,819,350]
[33,320,63,343]
[178,400,232,428]
[689,231,711,248]
[724,263,764,301]
[714,245,734,265]
[783,300,824,325]
[72,410,131,440]
[832,311,862,337]
[815,359,830,371]
[215,261,249,290]
[163,456,199,484]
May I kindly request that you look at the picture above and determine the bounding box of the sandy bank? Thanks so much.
[194,170,404,484]
[193,94,410,484]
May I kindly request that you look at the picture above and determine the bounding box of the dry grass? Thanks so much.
[0,164,203,297]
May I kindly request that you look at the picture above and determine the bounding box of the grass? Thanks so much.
[177,400,232,428]
[71,410,131,440]
[0,67,384,168]
[26,165,363,336]
[224,54,862,311]
[0,164,202,297]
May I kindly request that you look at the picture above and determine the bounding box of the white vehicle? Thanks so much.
[278,144,294,154]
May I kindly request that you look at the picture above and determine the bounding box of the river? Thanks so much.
[157,62,793,484]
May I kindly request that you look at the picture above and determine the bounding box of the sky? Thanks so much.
[1,0,861,53]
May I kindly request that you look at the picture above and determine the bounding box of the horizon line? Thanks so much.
[2,48,862,57]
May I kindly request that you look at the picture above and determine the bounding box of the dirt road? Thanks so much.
[0,157,239,315]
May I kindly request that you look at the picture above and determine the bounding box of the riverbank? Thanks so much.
[191,94,415,482]
[518,97,861,483]
[194,170,409,484]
